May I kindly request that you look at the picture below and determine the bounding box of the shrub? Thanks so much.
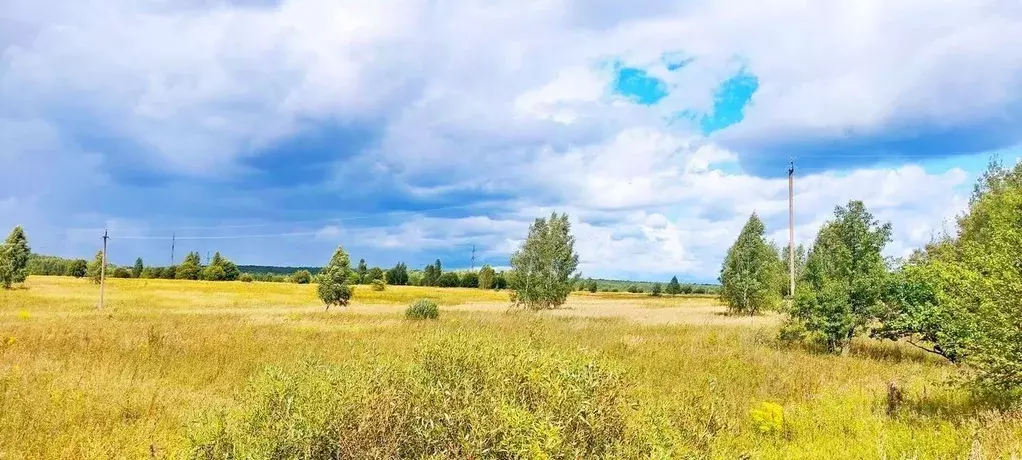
[291,269,312,284]
[371,279,386,291]
[650,283,662,297]
[67,259,88,278]
[438,272,460,288]
[626,285,641,294]
[460,271,479,288]
[478,265,495,289]
[665,276,681,296]
[318,245,355,310]
[189,334,639,458]
[112,267,132,278]
[405,298,439,320]
[239,273,254,283]
[750,402,784,435]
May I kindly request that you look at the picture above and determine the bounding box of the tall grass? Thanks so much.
[0,277,1019,458]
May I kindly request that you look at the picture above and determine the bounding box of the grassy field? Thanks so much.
[1,277,1020,458]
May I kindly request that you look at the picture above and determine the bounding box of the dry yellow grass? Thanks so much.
[1,276,1020,459]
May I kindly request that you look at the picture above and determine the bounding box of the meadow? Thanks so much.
[1,277,1020,459]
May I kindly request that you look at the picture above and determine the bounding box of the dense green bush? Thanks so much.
[291,269,312,284]
[478,265,495,289]
[460,271,479,288]
[626,285,642,294]
[405,298,439,320]
[650,283,662,297]
[112,267,132,278]
[239,273,254,283]
[438,272,460,288]
[371,279,386,291]
[68,259,88,278]
[318,245,354,310]
[189,334,643,458]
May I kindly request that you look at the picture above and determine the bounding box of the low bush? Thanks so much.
[405,299,438,320]
[238,273,254,283]
[189,334,645,459]
[371,279,386,291]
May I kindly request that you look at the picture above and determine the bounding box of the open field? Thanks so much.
[2,277,1021,458]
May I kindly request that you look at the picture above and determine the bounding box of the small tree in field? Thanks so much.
[132,258,144,279]
[87,250,105,284]
[650,282,663,297]
[318,245,355,310]
[291,270,312,284]
[665,276,682,296]
[719,213,783,316]
[585,278,598,293]
[68,259,88,278]
[478,265,495,289]
[0,226,31,289]
[790,201,891,354]
[386,262,409,286]
[509,212,580,310]
[177,252,202,280]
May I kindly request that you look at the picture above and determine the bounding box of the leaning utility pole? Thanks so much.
[788,160,795,298]
[99,229,109,309]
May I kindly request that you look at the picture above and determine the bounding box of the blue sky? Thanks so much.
[1,0,1021,283]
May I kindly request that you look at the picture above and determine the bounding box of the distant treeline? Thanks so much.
[25,253,718,293]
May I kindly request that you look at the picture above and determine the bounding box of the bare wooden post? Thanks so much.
[788,161,795,298]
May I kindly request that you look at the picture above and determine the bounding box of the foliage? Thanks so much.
[626,285,642,294]
[366,266,385,283]
[405,298,439,320]
[719,213,783,316]
[160,265,178,280]
[460,271,479,288]
[317,245,355,310]
[650,282,662,297]
[509,212,580,310]
[478,265,495,290]
[749,402,784,435]
[189,335,633,459]
[201,252,239,281]
[386,262,409,286]
[423,259,442,287]
[493,272,508,290]
[789,201,892,354]
[112,267,132,279]
[356,259,369,284]
[68,259,88,278]
[0,226,31,288]
[438,272,461,288]
[666,276,682,296]
[132,258,144,279]
[27,254,73,276]
[87,250,105,284]
[177,252,202,280]
[239,273,254,283]
[408,270,424,287]
[371,279,386,291]
[779,244,807,297]
[291,269,312,284]
[587,278,598,293]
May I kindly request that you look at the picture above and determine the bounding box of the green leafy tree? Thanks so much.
[87,251,105,284]
[719,213,784,316]
[291,269,312,284]
[140,267,155,279]
[203,252,238,281]
[68,259,88,278]
[318,245,355,310]
[356,259,368,284]
[665,276,682,296]
[626,285,642,294]
[177,252,202,280]
[408,270,424,287]
[0,226,31,288]
[460,271,479,288]
[493,272,508,290]
[386,263,409,286]
[780,244,807,297]
[681,284,693,294]
[366,267,385,283]
[509,212,580,310]
[585,278,598,293]
[650,282,663,297]
[423,260,442,287]
[478,265,495,289]
[112,267,132,278]
[132,258,144,279]
[438,272,460,288]
[161,266,177,280]
[790,201,892,354]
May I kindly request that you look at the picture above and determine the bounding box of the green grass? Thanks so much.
[1,277,1020,458]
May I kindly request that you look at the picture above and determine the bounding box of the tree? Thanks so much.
[438,272,460,288]
[509,212,580,310]
[132,258,144,279]
[423,260,442,287]
[202,252,238,281]
[140,267,155,279]
[494,272,508,290]
[461,271,479,288]
[161,266,177,280]
[666,276,682,296]
[177,252,202,280]
[366,267,385,283]
[478,265,495,289]
[0,226,31,288]
[87,250,105,284]
[718,213,784,316]
[68,259,88,278]
[318,245,355,310]
[650,282,663,297]
[386,263,409,286]
[356,259,368,284]
[408,270,424,287]
[587,278,598,293]
[789,201,892,354]
[291,269,312,284]
[112,267,132,278]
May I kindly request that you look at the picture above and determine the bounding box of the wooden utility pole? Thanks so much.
[788,160,795,298]
[99,229,109,309]
[471,245,476,271]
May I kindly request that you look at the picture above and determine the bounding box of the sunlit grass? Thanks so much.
[0,277,1020,458]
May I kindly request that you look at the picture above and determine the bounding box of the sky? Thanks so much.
[1,0,1021,283]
